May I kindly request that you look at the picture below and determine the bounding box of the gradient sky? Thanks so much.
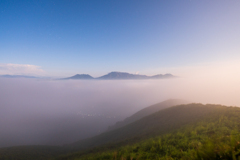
[1,0,240,77]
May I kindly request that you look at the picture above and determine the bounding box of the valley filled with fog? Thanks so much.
[0,72,240,147]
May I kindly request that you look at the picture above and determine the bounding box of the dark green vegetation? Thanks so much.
[1,103,240,160]
[69,103,224,150]
[108,99,189,131]
[58,104,240,160]
[0,146,68,160]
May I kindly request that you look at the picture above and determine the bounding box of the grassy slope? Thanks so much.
[69,104,222,150]
[1,103,240,160]
[58,105,240,160]
[0,100,187,160]
[107,99,189,131]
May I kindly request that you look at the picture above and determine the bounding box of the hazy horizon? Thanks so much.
[1,70,240,147]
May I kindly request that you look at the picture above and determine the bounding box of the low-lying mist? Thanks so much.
[0,73,240,148]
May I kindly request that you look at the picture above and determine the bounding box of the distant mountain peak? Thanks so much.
[63,72,175,80]
[98,71,142,79]
[64,74,94,79]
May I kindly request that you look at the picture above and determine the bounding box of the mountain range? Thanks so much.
[0,75,38,78]
[64,71,175,80]
[0,72,175,80]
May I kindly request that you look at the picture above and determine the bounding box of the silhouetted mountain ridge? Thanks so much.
[64,72,175,80]
[64,74,94,79]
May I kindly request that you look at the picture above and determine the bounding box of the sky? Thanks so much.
[1,0,240,77]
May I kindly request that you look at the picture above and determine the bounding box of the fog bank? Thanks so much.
[0,74,240,147]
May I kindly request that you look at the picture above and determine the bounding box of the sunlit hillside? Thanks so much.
[1,103,240,160]
[57,104,240,160]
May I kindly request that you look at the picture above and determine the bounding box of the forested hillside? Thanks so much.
[69,103,225,150]
[1,103,240,160]
[58,104,240,160]
[107,99,188,131]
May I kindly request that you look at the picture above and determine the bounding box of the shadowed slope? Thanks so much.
[0,103,238,160]
[60,105,240,160]
[69,103,225,150]
[108,99,189,131]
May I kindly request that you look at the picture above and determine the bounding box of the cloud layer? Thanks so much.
[0,63,45,76]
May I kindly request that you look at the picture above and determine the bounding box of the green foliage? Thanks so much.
[69,104,227,151]
[60,105,240,160]
[2,104,240,160]
[108,99,188,131]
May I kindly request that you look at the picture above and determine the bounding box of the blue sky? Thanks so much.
[0,0,240,77]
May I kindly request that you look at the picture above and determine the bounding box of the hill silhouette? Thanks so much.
[107,99,189,131]
[68,103,226,150]
[64,74,94,79]
[60,104,240,160]
[63,72,175,80]
[1,103,240,160]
